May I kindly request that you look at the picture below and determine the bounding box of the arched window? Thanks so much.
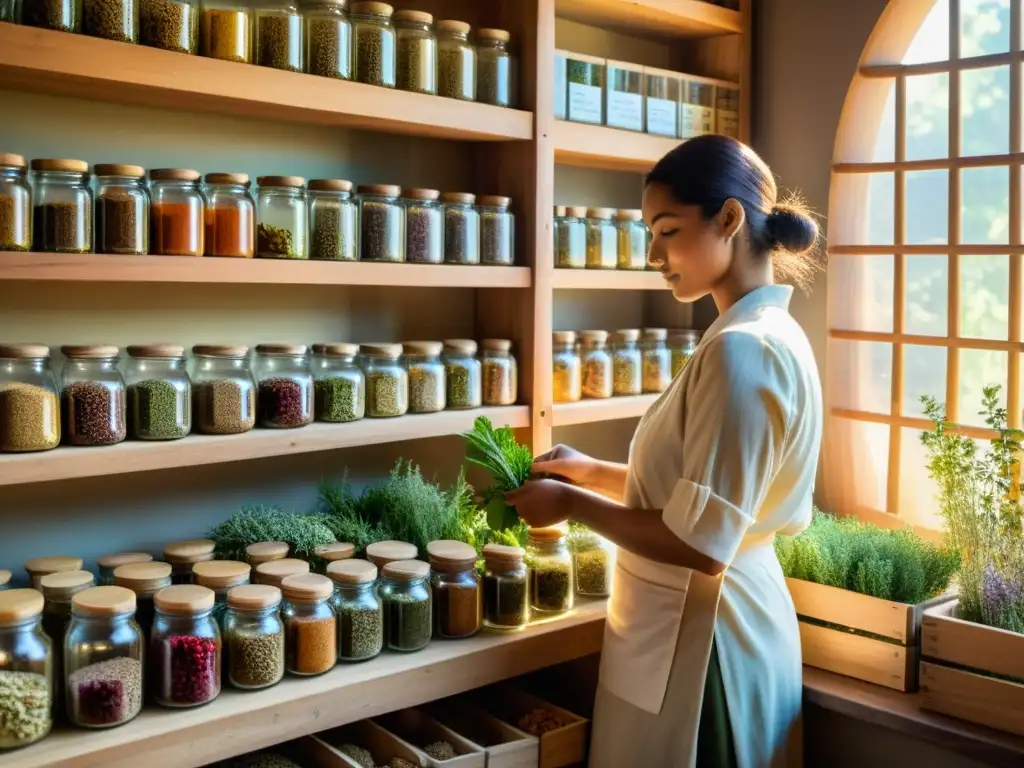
[823,0,1016,531]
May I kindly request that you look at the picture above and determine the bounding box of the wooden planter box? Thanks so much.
[297,720,427,768]
[376,708,487,768]
[787,577,954,691]
[427,698,540,768]
[921,600,1024,736]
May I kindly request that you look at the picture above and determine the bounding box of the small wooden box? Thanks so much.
[427,698,540,768]
[921,600,1024,736]
[376,708,487,768]
[787,577,954,692]
[297,720,428,768]
[474,684,589,768]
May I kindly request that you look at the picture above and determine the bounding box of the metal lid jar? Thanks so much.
[223,584,285,690]
[0,344,61,453]
[669,329,701,377]
[393,9,436,94]
[0,590,52,750]
[427,540,481,640]
[256,176,307,259]
[327,559,382,662]
[150,585,221,708]
[203,173,255,258]
[303,0,352,79]
[401,188,442,264]
[200,0,253,63]
[567,526,614,597]
[480,338,517,406]
[60,344,127,447]
[585,207,616,269]
[113,560,173,638]
[126,343,191,441]
[150,168,204,257]
[82,0,138,42]
[579,330,611,400]
[610,329,641,396]
[476,28,513,107]
[0,153,31,252]
[94,164,149,256]
[190,344,256,435]
[641,327,671,394]
[380,560,431,652]
[442,191,480,265]
[312,342,365,423]
[308,179,358,261]
[615,209,647,270]
[442,339,481,409]
[140,0,199,53]
[436,19,475,101]
[21,0,80,30]
[402,341,445,414]
[163,539,216,584]
[482,543,528,631]
[358,183,405,262]
[255,0,303,72]
[554,205,586,269]
[526,527,573,616]
[280,573,337,675]
[97,552,152,586]
[31,158,92,254]
[254,343,313,428]
[192,560,251,628]
[25,556,83,590]
[552,331,581,404]
[360,343,409,417]
[478,195,514,266]
[351,1,396,87]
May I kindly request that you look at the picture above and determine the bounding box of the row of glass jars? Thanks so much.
[553,205,651,270]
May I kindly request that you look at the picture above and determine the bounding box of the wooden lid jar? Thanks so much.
[254,558,310,587]
[25,555,83,589]
[365,540,417,569]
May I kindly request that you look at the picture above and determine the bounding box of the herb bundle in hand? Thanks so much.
[462,416,534,533]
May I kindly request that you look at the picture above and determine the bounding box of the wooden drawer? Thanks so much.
[427,698,540,768]
[297,720,427,768]
[375,708,487,768]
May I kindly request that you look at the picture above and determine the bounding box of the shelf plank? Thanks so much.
[552,268,665,290]
[0,23,533,141]
[552,395,658,426]
[0,252,532,288]
[0,406,529,487]
[554,121,681,172]
[8,600,607,768]
[555,0,742,38]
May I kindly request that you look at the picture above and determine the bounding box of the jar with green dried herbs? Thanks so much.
[312,342,364,422]
[327,559,383,662]
[255,0,303,72]
[566,52,604,125]
[32,158,92,254]
[60,345,127,447]
[480,338,516,406]
[567,526,614,597]
[482,544,528,631]
[579,331,611,400]
[585,207,616,269]
[393,9,436,95]
[379,560,431,652]
[641,328,671,394]
[554,205,586,269]
[303,0,351,79]
[478,195,514,266]
[401,188,442,264]
[437,19,475,101]
[308,179,358,261]
[192,560,251,630]
[442,339,481,410]
[669,329,700,377]
[256,176,307,259]
[0,153,31,253]
[21,0,81,30]
[200,0,253,63]
[0,344,61,453]
[611,330,641,396]
[223,585,285,690]
[82,0,138,42]
[358,183,405,262]
[615,209,647,270]
[476,28,513,107]
[351,1,396,87]
[191,345,256,435]
[552,331,581,404]
[140,0,198,53]
[126,344,191,441]
[360,343,408,417]
[0,590,52,749]
[254,344,313,428]
[526,528,573,616]
[402,341,445,414]
[442,191,480,265]
[95,164,149,256]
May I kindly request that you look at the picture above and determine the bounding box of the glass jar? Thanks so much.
[358,184,405,262]
[150,168,204,257]
[21,0,80,30]
[642,328,671,394]
[716,85,740,139]
[478,195,514,266]
[443,339,481,410]
[25,556,83,591]
[442,192,480,265]
[579,330,611,400]
[254,343,314,429]
[150,585,221,708]
[97,552,152,587]
[60,345,127,447]
[304,0,351,79]
[379,560,431,652]
[480,339,516,406]
[427,541,481,640]
[681,79,715,138]
[669,330,701,377]
[113,561,172,639]
[402,341,445,415]
[256,176,307,259]
[606,59,643,132]
[644,66,681,138]
[140,0,198,53]
[164,539,216,585]
[246,541,290,569]
[192,561,252,630]
[476,28,513,107]
[94,164,149,256]
[552,331,581,404]
[223,585,285,690]
[308,179,357,261]
[327,559,382,662]
[200,0,253,62]
[351,0,396,87]
[437,19,475,101]
[315,542,355,572]
[255,0,303,72]
[126,344,191,441]
[365,541,417,571]
[611,330,642,396]
[554,205,586,269]
[526,528,573,616]
[566,52,604,125]
[82,0,138,41]
[254,558,309,588]
[281,573,337,675]
[360,343,409,418]
[0,590,52,750]
[31,158,92,254]
[40,570,92,723]
[585,207,616,269]
[190,345,256,435]
[401,188,442,264]
[312,342,365,423]
[65,586,144,729]
[204,173,255,258]
[482,544,528,631]
[615,209,647,270]
[553,49,567,120]
[568,527,614,597]
[0,344,61,453]
[393,9,436,95]
[0,153,31,252]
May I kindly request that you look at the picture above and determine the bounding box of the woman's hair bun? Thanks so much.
[766,202,819,254]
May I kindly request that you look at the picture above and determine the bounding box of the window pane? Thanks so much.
[903,344,947,417]
[829,339,892,414]
[899,427,945,530]
[905,254,949,336]
[906,73,949,161]
[873,81,896,163]
[830,172,895,246]
[828,255,894,332]
[906,170,948,245]
[961,66,1010,156]
[904,0,950,64]
[960,254,1009,339]
[961,166,1010,244]
[958,348,1007,426]
[961,0,1011,58]
[828,417,890,514]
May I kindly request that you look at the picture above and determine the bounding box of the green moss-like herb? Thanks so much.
[208,505,337,563]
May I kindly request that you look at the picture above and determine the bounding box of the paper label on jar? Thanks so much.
[681,104,713,138]
[646,97,678,137]
[717,109,740,139]
[554,57,568,120]
[568,82,603,124]
[606,90,643,131]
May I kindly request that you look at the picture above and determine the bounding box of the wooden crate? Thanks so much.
[787,577,955,691]
[376,708,487,768]
[427,699,540,768]
[297,720,428,768]
[920,600,1024,736]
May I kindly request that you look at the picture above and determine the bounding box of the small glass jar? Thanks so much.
[0,153,31,252]
[351,0,396,87]
[256,176,307,259]
[150,168,204,257]
[393,9,436,95]
[312,342,365,423]
[615,209,647,270]
[642,328,671,394]
[715,85,741,139]
[442,192,480,265]
[164,539,216,585]
[281,573,337,676]
[97,552,152,587]
[585,207,616,269]
[566,52,604,125]
[527,528,573,616]
[358,184,405,262]
[554,205,586,269]
[427,541,481,640]
[113,561,172,639]
[41,571,94,649]
[0,344,61,453]
[365,541,417,572]
[480,339,517,406]
[150,585,221,708]
[568,527,614,597]
[669,329,701,377]
[191,560,251,630]
[254,558,309,588]
[553,49,567,120]
[611,330,642,396]
[140,0,199,53]
[60,345,127,447]
[82,0,138,42]
[482,544,528,631]
[204,173,255,258]
[31,158,92,254]
[579,330,611,400]
[443,339,482,410]
[254,343,314,428]
[552,331,581,404]
[476,28,513,107]
[360,343,409,418]
[644,66,681,138]
[200,0,253,63]
[606,59,644,132]
[94,164,149,256]
[379,560,431,653]
[0,590,52,750]
[255,0,303,72]
[681,79,716,138]
[315,542,355,571]
[402,341,445,415]
[327,559,383,662]
[65,586,144,729]
[126,344,191,441]
[437,19,475,101]
[223,584,285,690]
[478,195,514,266]
[246,541,291,570]
[308,179,358,261]
[25,556,83,591]
[304,0,352,79]
[191,345,256,435]
[21,0,81,30]
[401,188,443,264]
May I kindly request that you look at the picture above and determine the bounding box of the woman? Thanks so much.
[508,135,823,768]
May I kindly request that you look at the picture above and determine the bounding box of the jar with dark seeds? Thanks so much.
[436,19,475,101]
[255,4,303,72]
[60,345,127,447]
[21,0,81,31]
[140,0,198,53]
[126,344,191,441]
[0,154,31,253]
[476,28,513,107]
[393,9,436,95]
[441,191,479,265]
[200,2,253,62]
[254,344,313,429]
[477,195,514,266]
[304,0,351,79]
[351,1,396,87]
[30,158,92,254]
[441,339,481,410]
[312,343,364,422]
[357,184,405,262]
[359,343,408,418]
[400,188,442,264]
[401,341,445,414]
[82,0,139,42]
[95,164,149,256]
[308,179,357,261]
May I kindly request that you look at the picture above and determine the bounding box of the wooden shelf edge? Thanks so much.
[552,268,665,290]
[555,0,743,38]
[553,121,682,172]
[552,395,658,426]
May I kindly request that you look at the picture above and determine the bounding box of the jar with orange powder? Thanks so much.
[150,168,205,257]
[204,172,255,258]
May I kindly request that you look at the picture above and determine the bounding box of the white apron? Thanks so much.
[589,285,823,768]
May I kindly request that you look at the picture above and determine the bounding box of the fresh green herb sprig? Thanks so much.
[462,416,534,532]
[208,505,337,562]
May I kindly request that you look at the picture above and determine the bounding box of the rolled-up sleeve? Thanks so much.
[661,330,794,566]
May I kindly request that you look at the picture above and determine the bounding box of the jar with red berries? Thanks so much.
[149,585,221,708]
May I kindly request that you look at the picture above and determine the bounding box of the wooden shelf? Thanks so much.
[552,395,658,426]
[0,24,533,141]
[552,268,665,290]
[0,252,532,288]
[0,406,529,487]
[555,0,742,38]
[554,121,682,172]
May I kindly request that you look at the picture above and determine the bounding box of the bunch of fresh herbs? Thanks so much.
[208,505,337,562]
[462,416,534,533]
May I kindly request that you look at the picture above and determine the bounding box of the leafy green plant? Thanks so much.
[462,416,534,532]
[208,505,338,562]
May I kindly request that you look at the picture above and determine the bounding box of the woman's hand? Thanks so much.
[532,444,602,487]
[506,479,577,529]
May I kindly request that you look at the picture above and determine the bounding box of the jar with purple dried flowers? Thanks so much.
[254,344,313,429]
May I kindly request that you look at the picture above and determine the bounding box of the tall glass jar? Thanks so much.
[427,540,481,640]
[140,0,199,53]
[552,331,581,404]
[312,342,365,423]
[327,559,382,662]
[0,590,52,750]
[442,192,480,265]
[163,539,215,585]
[254,0,303,72]
[126,344,191,441]
[82,0,138,42]
[254,558,309,588]
[379,560,431,653]
[478,195,514,266]
[568,527,614,597]
[25,556,83,591]
[94,164,149,256]
[365,540,416,571]
[280,573,337,676]
[442,339,481,410]
[0,153,31,252]
[191,345,256,435]
[401,188,442,264]
[31,158,92,254]
[669,329,701,377]
[0,344,61,453]
[65,586,144,729]
[358,184,405,262]
[193,561,251,630]
[200,0,253,62]
[351,1,396,87]
[393,9,435,95]
[437,19,474,101]
[256,176,307,259]
[360,343,409,418]
[60,345,127,447]
[246,541,290,569]
[253,344,313,428]
[21,0,80,30]
[40,571,91,724]
[97,552,152,587]
[476,28,513,107]
[402,341,445,414]
[204,173,255,258]
[308,179,357,261]
[304,0,351,79]
[482,544,528,631]
[642,328,671,394]
[526,528,573,616]
[579,330,611,400]
[150,585,221,708]
[113,561,172,639]
[611,330,641,396]
[223,584,285,690]
[480,339,516,406]
[606,59,643,132]
[615,209,647,270]
[150,168,204,257]
[585,207,616,269]
[554,205,586,269]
